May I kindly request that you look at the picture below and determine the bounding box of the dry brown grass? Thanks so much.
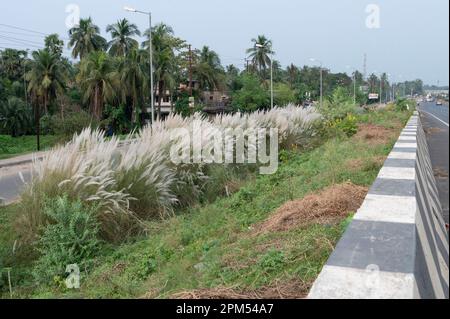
[169,279,310,299]
[252,182,368,235]
[354,124,395,145]
[345,156,387,171]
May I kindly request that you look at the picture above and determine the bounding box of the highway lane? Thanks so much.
[0,168,30,204]
[418,101,449,225]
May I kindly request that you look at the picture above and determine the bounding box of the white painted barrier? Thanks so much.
[308,112,449,299]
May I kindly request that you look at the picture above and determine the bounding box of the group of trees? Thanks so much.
[0,16,424,142]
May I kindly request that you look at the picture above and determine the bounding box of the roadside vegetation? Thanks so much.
[0,99,413,298]
[0,135,60,160]
[1,16,423,160]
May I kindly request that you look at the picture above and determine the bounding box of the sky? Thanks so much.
[0,0,448,85]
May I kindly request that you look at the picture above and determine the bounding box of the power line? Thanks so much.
[0,23,49,36]
[0,34,43,46]
[0,30,47,38]
[0,36,44,49]
[0,23,70,41]
[0,38,44,49]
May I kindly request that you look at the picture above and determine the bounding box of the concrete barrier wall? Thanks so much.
[308,112,449,299]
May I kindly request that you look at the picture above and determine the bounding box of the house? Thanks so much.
[201,90,232,114]
[151,89,173,115]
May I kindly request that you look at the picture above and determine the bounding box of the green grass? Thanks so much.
[0,135,61,160]
[0,108,412,299]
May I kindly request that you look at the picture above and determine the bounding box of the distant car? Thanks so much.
[436,100,443,105]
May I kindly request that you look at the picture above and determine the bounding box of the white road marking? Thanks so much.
[420,110,449,127]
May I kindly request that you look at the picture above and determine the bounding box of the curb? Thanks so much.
[308,112,449,299]
[0,156,42,169]
[0,140,133,169]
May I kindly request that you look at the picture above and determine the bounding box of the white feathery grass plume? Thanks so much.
[24,104,322,235]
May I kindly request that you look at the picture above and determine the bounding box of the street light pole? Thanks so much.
[310,58,323,109]
[148,12,155,122]
[270,52,273,108]
[255,43,274,108]
[124,6,155,123]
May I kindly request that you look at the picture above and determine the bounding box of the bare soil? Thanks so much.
[354,124,395,145]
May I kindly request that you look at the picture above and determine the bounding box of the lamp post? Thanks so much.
[124,6,155,123]
[255,43,273,108]
[346,65,356,105]
[380,73,383,104]
[310,58,323,109]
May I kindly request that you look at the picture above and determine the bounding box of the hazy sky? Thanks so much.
[0,0,448,85]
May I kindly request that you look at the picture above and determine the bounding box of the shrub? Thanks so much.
[102,104,131,135]
[231,74,270,112]
[395,98,415,112]
[32,196,100,285]
[319,87,357,121]
[331,114,358,137]
[51,110,98,139]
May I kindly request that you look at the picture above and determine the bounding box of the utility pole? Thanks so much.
[320,64,323,109]
[188,44,193,97]
[363,53,367,80]
[380,75,383,104]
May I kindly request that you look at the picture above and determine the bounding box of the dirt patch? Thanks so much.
[425,127,445,135]
[253,183,368,235]
[346,156,386,171]
[169,279,310,299]
[354,124,394,145]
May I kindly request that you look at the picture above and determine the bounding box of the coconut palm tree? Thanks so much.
[193,46,224,91]
[246,35,273,79]
[0,97,31,137]
[199,46,222,71]
[76,51,118,119]
[118,48,148,124]
[26,49,67,149]
[143,23,184,118]
[68,17,107,60]
[106,18,141,57]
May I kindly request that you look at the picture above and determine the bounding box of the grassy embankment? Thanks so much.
[0,135,61,160]
[0,108,412,298]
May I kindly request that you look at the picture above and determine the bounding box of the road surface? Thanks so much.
[0,163,31,204]
[418,101,449,225]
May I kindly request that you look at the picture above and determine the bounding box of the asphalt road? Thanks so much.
[418,101,449,225]
[0,165,31,205]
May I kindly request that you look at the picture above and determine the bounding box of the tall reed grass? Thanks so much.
[19,104,321,242]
